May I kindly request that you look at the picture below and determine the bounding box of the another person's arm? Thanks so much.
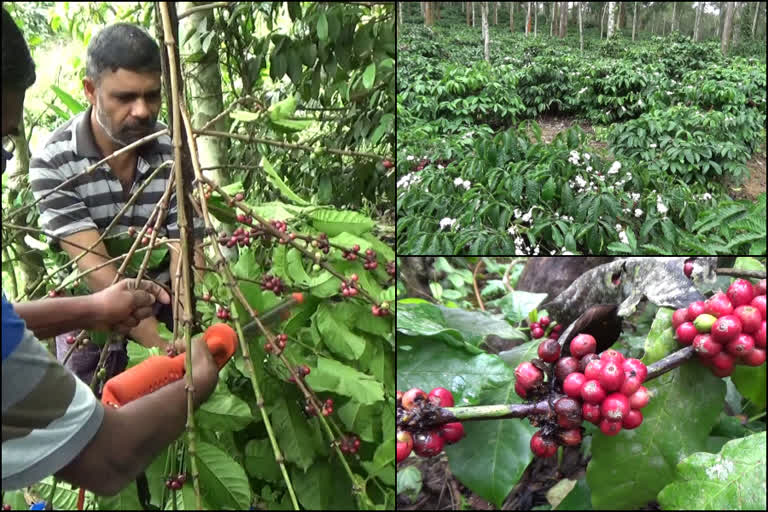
[59,229,170,350]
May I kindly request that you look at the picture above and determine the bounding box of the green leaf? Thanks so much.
[260,156,310,205]
[317,13,328,41]
[541,177,556,202]
[309,209,375,236]
[362,62,376,89]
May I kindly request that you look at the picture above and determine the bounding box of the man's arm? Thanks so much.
[59,230,169,350]
[12,295,102,339]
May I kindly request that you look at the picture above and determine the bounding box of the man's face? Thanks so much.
[2,88,25,173]
[83,68,161,149]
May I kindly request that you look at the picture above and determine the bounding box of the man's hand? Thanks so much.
[90,280,171,335]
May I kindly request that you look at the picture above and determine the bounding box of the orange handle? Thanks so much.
[101,323,237,408]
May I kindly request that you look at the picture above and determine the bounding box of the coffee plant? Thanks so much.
[398,17,766,255]
[397,257,766,510]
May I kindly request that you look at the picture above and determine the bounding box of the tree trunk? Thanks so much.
[467,1,472,26]
[526,2,531,35]
[424,2,432,26]
[482,2,490,61]
[721,1,735,55]
[751,2,760,38]
[510,2,514,31]
[607,2,616,38]
[632,2,637,41]
[694,1,703,41]
[578,1,584,51]
[494,1,498,25]
[559,1,567,38]
[473,2,476,28]
[534,1,538,35]
[551,1,557,37]
[399,1,403,28]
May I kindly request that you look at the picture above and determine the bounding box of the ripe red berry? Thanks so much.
[598,360,625,392]
[563,372,587,399]
[741,347,766,366]
[530,430,558,457]
[687,300,707,321]
[170,479,182,490]
[401,388,427,410]
[554,397,582,422]
[727,279,755,307]
[66,335,76,345]
[725,334,755,358]
[427,387,455,407]
[756,321,766,349]
[530,322,541,331]
[382,159,394,169]
[693,334,722,359]
[582,402,601,424]
[672,308,690,329]
[733,305,762,334]
[235,192,244,201]
[539,316,551,327]
[412,430,444,457]
[557,428,582,446]
[711,315,742,344]
[554,356,580,382]
[396,430,413,463]
[705,292,734,318]
[601,392,630,422]
[628,386,650,409]
[515,361,543,390]
[675,322,698,345]
[531,326,545,339]
[750,295,766,320]
[570,333,597,358]
[756,280,767,296]
[301,364,311,377]
[579,353,600,373]
[599,349,625,366]
[537,338,561,362]
[557,413,582,429]
[584,358,604,381]
[683,258,694,277]
[580,379,607,404]
[599,418,622,436]
[622,409,643,429]
[622,358,647,383]
[710,351,735,374]
[439,422,465,444]
[514,380,529,399]
[237,213,246,223]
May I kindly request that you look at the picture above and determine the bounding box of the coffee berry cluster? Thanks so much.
[673,278,766,376]
[339,433,361,454]
[264,333,288,353]
[164,472,187,491]
[396,387,466,463]
[517,328,651,458]
[340,274,360,296]
[261,274,285,295]
[304,397,334,417]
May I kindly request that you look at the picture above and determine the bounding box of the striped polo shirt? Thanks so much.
[29,105,204,284]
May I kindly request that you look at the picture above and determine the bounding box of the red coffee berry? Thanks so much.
[584,358,604,381]
[439,422,465,444]
[554,356,580,382]
[599,360,625,392]
[676,322,698,345]
[539,316,551,327]
[582,402,601,424]
[176,473,186,485]
[514,380,528,399]
[627,385,650,409]
[711,315,742,344]
[600,349,625,366]
[756,280,767,296]
[672,308,690,329]
[705,292,734,318]
[753,320,766,349]
[622,358,647,382]
[580,379,607,404]
[601,392,630,422]
[412,430,444,457]
[382,159,394,169]
[530,322,540,330]
[741,347,766,366]
[66,335,76,345]
[683,258,694,277]
[557,428,582,446]
[687,300,707,321]
[396,430,413,463]
[537,338,561,363]
[427,387,455,408]
[725,334,755,358]
[622,409,643,429]
[558,414,582,429]
[710,351,736,374]
[579,353,600,372]
[170,479,182,490]
[552,324,564,334]
[237,213,246,223]
[515,362,543,390]
[733,305,762,334]
[599,418,622,436]
[570,333,597,358]
[693,334,722,359]
[301,364,311,377]
[750,295,766,320]
[727,278,755,307]
[530,430,558,458]
[531,326,545,339]
[563,372,587,399]
[235,192,244,201]
[401,388,427,411]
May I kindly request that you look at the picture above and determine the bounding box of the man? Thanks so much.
[27,22,206,385]
[2,8,218,496]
